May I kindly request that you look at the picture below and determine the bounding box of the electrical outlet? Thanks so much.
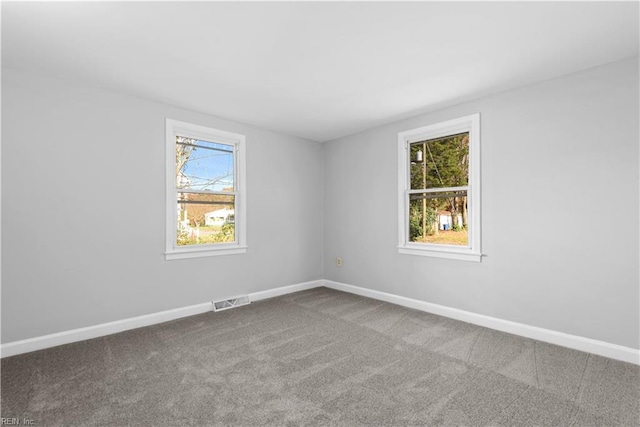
[336,257,343,267]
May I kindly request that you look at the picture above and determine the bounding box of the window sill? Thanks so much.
[165,245,247,260]
[398,245,482,262]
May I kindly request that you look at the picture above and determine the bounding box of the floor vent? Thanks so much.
[212,296,250,312]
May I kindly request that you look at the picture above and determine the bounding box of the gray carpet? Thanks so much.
[1,287,639,426]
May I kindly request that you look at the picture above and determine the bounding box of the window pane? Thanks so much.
[408,191,468,246]
[410,132,469,190]
[177,193,235,246]
[176,136,234,192]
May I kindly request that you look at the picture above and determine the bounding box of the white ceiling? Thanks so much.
[2,2,638,142]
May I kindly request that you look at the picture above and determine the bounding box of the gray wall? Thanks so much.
[1,69,323,343]
[3,58,638,350]
[323,58,640,349]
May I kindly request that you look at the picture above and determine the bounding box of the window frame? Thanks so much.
[165,119,247,260]
[397,114,481,262]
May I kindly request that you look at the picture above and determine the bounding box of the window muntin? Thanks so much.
[166,120,246,260]
[398,114,481,261]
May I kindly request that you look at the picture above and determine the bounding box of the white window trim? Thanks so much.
[397,113,482,262]
[165,119,247,260]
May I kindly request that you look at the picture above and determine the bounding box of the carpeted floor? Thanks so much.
[1,287,639,426]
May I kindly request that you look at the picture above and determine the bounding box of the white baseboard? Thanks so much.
[0,279,324,359]
[0,302,213,358]
[323,279,640,365]
[3,278,638,366]
[249,280,323,301]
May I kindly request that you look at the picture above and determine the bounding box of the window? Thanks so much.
[165,119,246,260]
[398,114,481,262]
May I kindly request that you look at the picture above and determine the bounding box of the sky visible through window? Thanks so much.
[177,137,234,192]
